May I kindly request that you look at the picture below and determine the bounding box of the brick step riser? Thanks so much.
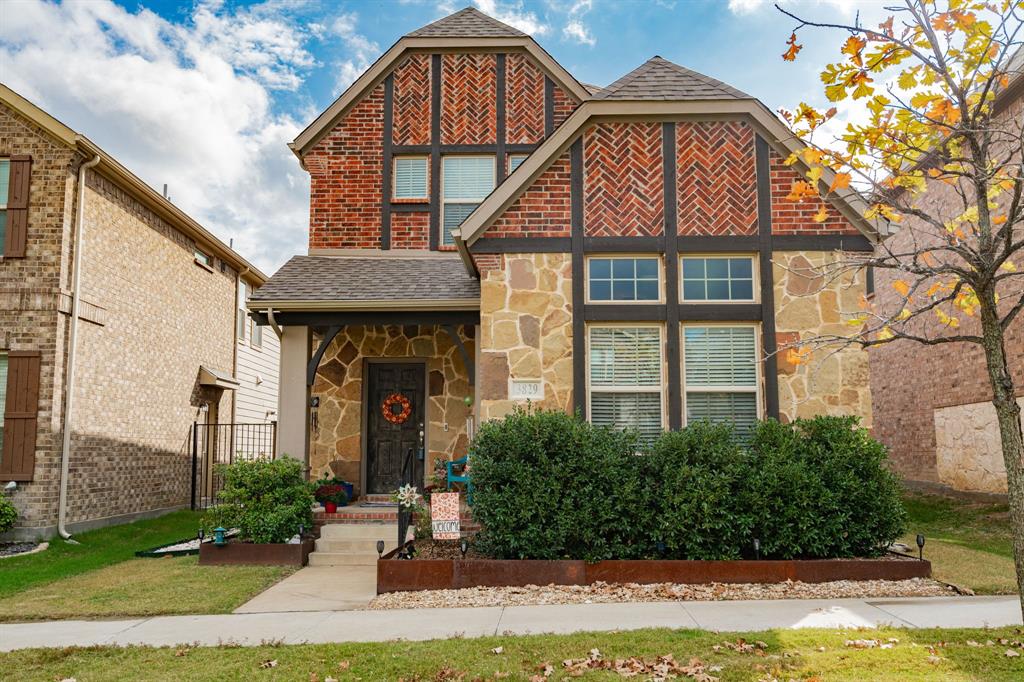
[315,538,397,553]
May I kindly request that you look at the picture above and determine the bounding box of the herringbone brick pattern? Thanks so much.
[441,53,497,145]
[393,55,431,146]
[676,122,757,236]
[584,122,664,237]
[769,149,860,235]
[488,151,572,238]
[552,84,577,130]
[505,53,544,144]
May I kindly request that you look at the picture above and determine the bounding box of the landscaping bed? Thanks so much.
[198,538,315,566]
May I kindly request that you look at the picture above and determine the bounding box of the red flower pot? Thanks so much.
[324,501,338,514]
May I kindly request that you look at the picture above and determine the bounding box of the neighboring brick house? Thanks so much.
[0,85,278,539]
[251,7,879,498]
[868,59,1024,495]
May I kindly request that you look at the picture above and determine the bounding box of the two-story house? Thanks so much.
[250,7,879,498]
[1,86,279,539]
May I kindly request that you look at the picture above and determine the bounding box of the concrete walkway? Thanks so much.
[233,566,376,613]
[1,596,1020,651]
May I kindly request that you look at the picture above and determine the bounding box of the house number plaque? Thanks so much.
[508,379,544,401]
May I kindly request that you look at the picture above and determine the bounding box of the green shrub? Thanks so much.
[469,409,906,561]
[0,496,17,535]
[202,458,314,544]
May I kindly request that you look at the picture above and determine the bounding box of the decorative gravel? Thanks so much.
[369,578,955,609]
[0,542,41,558]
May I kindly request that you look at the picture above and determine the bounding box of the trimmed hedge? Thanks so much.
[202,458,314,544]
[469,408,905,561]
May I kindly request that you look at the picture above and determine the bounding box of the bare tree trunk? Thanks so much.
[979,290,1024,616]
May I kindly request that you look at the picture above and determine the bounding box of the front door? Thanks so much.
[366,362,425,494]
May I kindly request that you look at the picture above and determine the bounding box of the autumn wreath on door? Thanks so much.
[381,392,412,425]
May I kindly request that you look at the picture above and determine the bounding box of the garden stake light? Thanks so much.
[213,527,226,546]
[377,540,385,558]
[916,534,925,561]
[460,538,468,558]
[753,538,761,560]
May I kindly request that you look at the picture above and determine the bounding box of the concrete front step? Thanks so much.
[319,523,398,540]
[307,552,380,567]
[314,538,398,553]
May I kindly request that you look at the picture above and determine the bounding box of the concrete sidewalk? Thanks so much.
[1,596,1020,651]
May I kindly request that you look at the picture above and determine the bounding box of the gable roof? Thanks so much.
[406,7,525,37]
[596,56,751,101]
[454,57,882,249]
[0,84,268,285]
[290,7,589,158]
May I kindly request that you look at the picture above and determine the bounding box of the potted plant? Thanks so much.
[315,483,349,514]
[314,474,355,505]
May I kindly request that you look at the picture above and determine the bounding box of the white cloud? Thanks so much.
[0,0,318,273]
[330,11,380,94]
[729,0,862,17]
[468,0,551,36]
[562,0,595,46]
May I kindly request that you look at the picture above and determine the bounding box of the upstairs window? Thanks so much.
[683,325,759,436]
[508,154,528,174]
[251,319,263,348]
[194,248,212,269]
[587,257,661,302]
[0,159,9,249]
[393,157,428,200]
[237,282,247,340]
[681,256,755,302]
[442,156,494,246]
[589,326,664,444]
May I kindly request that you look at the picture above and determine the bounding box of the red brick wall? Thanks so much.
[307,85,383,250]
[441,53,497,145]
[391,211,430,249]
[584,122,664,237]
[506,53,544,144]
[769,150,860,236]
[552,84,576,128]
[487,151,572,238]
[677,121,757,236]
[393,54,431,146]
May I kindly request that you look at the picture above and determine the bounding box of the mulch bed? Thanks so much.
[0,542,40,558]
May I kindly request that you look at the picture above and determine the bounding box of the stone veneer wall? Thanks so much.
[310,325,474,494]
[773,251,872,426]
[933,398,1022,493]
[478,253,573,421]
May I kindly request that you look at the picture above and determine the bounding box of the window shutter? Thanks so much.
[1,351,41,481]
[4,155,32,258]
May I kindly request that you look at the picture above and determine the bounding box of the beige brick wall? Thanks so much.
[1,101,239,537]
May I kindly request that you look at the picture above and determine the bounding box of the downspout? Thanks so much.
[57,154,100,542]
[265,308,283,339]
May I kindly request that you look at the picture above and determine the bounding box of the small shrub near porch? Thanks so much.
[469,408,905,561]
[202,458,314,544]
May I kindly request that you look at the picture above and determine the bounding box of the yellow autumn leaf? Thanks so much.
[892,280,911,297]
[1001,261,1016,272]
[812,206,829,223]
[877,327,894,341]
[829,172,852,193]
[935,309,960,328]
[897,308,911,321]
[786,347,813,366]
[806,166,824,184]
[846,315,868,327]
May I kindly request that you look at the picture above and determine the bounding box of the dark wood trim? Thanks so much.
[584,305,667,322]
[470,237,571,253]
[570,138,585,418]
[496,53,507,184]
[307,325,342,386]
[755,134,780,420]
[393,144,431,154]
[381,73,394,250]
[678,235,759,252]
[663,122,682,430]
[443,324,475,385]
[772,234,874,252]
[544,76,555,138]
[429,54,442,251]
[257,310,480,327]
[584,236,664,252]
[395,143,538,155]
[678,304,763,322]
[508,143,539,153]
[390,202,431,212]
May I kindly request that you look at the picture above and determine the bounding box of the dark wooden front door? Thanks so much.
[366,362,425,494]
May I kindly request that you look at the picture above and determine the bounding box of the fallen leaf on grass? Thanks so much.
[260,660,278,669]
[844,639,879,649]
[490,646,503,655]
[338,661,351,670]
[1006,649,1021,658]
[967,641,981,647]
[310,673,320,682]
[174,648,189,657]
[325,677,338,682]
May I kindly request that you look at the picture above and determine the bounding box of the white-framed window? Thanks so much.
[587,256,662,303]
[237,282,247,340]
[251,318,263,349]
[588,325,664,443]
[0,159,9,250]
[681,256,756,302]
[194,247,212,269]
[442,155,495,246]
[0,353,7,454]
[393,156,428,200]
[508,154,528,174]
[682,325,760,436]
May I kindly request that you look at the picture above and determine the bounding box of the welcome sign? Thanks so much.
[430,492,461,540]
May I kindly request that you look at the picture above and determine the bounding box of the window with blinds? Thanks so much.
[442,156,495,245]
[683,326,759,436]
[681,256,755,302]
[508,154,528,173]
[393,157,428,199]
[0,353,6,455]
[589,326,663,443]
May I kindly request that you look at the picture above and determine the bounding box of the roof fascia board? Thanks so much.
[0,84,77,146]
[247,298,479,312]
[459,98,882,245]
[289,36,589,158]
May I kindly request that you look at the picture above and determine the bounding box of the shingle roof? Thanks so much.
[251,256,480,304]
[406,7,526,38]
[596,56,750,101]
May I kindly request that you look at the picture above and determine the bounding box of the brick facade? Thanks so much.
[1,101,244,539]
[440,53,497,145]
[583,122,664,237]
[769,149,860,236]
[677,121,757,236]
[392,54,431,146]
[487,151,571,238]
[505,53,545,144]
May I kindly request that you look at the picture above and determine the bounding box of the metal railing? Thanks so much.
[190,422,277,510]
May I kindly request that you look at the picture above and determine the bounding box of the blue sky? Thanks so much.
[0,0,885,272]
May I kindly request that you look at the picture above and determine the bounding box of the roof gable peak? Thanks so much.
[406,6,526,38]
[597,56,751,101]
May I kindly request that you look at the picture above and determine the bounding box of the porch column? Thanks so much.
[277,325,311,467]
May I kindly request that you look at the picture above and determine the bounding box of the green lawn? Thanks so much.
[4,627,1024,681]
[0,511,293,622]
[902,491,1019,594]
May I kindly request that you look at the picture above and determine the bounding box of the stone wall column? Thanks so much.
[278,325,311,468]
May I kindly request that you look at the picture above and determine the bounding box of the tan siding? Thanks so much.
[236,328,280,424]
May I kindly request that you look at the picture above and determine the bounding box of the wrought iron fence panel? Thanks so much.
[190,422,277,510]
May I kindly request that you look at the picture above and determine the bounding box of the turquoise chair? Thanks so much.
[446,455,473,505]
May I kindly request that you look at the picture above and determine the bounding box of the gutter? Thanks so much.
[57,153,101,542]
